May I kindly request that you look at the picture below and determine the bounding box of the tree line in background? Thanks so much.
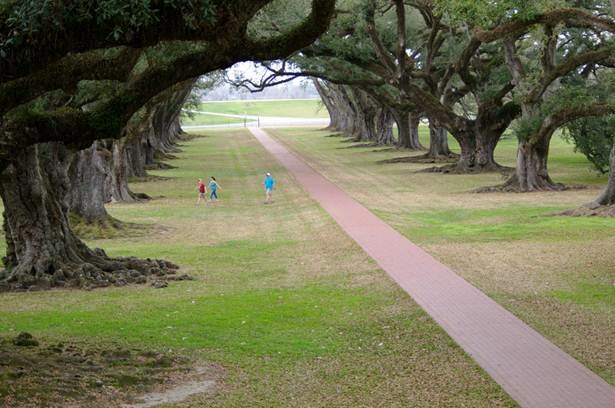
[234,0,615,213]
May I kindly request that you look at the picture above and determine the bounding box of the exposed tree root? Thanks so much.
[337,142,382,149]
[146,162,177,171]
[558,203,615,217]
[129,174,172,183]
[474,175,586,193]
[418,162,514,175]
[378,153,459,165]
[339,137,363,144]
[0,249,190,292]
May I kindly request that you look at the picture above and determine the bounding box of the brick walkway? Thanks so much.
[249,128,615,408]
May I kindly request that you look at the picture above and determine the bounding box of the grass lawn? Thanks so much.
[268,127,615,386]
[181,113,246,126]
[195,99,328,118]
[0,130,515,407]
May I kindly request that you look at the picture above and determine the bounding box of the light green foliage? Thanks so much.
[434,0,568,28]
[563,71,615,172]
[565,113,615,173]
[247,0,312,39]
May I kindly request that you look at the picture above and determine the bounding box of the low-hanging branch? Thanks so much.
[536,103,615,142]
[0,0,337,164]
[0,47,143,116]
[0,0,272,84]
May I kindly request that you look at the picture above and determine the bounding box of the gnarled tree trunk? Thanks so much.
[313,79,339,130]
[563,140,615,216]
[394,110,423,149]
[0,143,179,291]
[68,142,112,222]
[428,121,452,158]
[109,138,146,203]
[375,108,394,145]
[478,134,563,192]
[594,141,615,207]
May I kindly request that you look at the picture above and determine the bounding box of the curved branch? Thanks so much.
[474,8,615,43]
[0,47,142,115]
[0,1,271,84]
[537,103,615,141]
[239,0,336,61]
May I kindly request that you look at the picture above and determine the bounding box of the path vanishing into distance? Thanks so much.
[248,127,615,408]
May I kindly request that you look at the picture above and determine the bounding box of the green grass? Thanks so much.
[550,281,615,309]
[0,129,515,407]
[269,126,615,386]
[375,205,613,244]
[181,113,245,126]
[195,99,328,118]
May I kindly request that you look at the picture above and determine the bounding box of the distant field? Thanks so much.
[181,112,246,126]
[181,99,328,126]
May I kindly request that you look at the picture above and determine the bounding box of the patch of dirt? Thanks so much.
[0,334,222,408]
[123,366,220,408]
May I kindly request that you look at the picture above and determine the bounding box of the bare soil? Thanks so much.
[0,334,221,408]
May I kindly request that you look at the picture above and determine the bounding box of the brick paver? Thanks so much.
[249,127,615,408]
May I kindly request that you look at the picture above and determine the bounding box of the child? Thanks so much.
[263,172,275,203]
[196,179,207,205]
[209,176,221,201]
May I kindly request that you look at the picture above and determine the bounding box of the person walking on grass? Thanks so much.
[196,179,207,205]
[263,172,276,204]
[209,176,221,201]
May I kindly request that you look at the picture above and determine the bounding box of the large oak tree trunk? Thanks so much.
[109,138,145,203]
[313,79,339,130]
[427,121,452,158]
[563,140,615,216]
[375,108,394,145]
[481,136,563,192]
[472,129,503,172]
[594,141,615,207]
[394,111,423,149]
[449,131,477,172]
[68,142,112,222]
[429,128,503,174]
[0,143,179,291]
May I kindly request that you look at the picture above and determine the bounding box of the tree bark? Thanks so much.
[485,135,563,192]
[109,138,146,203]
[428,120,452,158]
[313,79,339,130]
[563,139,615,216]
[594,140,615,206]
[474,128,501,171]
[375,108,394,145]
[67,142,112,222]
[394,110,424,149]
[0,143,179,291]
